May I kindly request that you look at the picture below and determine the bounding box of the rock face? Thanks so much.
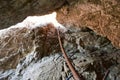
[0,0,120,80]
[0,13,120,80]
[0,0,66,29]
[0,12,66,70]
[57,0,120,48]
[0,0,120,48]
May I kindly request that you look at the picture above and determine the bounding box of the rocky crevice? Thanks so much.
[0,0,120,80]
[0,0,120,48]
[0,24,120,80]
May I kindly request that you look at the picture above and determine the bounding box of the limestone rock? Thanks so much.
[0,1,120,79]
[0,24,120,80]
[0,12,66,70]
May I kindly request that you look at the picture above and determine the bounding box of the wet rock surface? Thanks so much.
[0,25,120,80]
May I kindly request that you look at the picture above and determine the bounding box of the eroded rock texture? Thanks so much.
[0,24,62,70]
[0,0,120,48]
[0,0,120,80]
[0,25,120,80]
[57,0,120,48]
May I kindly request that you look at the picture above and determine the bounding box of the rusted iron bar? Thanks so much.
[57,29,84,80]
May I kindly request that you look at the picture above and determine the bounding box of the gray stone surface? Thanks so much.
[0,22,120,80]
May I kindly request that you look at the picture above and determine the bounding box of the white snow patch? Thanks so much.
[0,12,67,37]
